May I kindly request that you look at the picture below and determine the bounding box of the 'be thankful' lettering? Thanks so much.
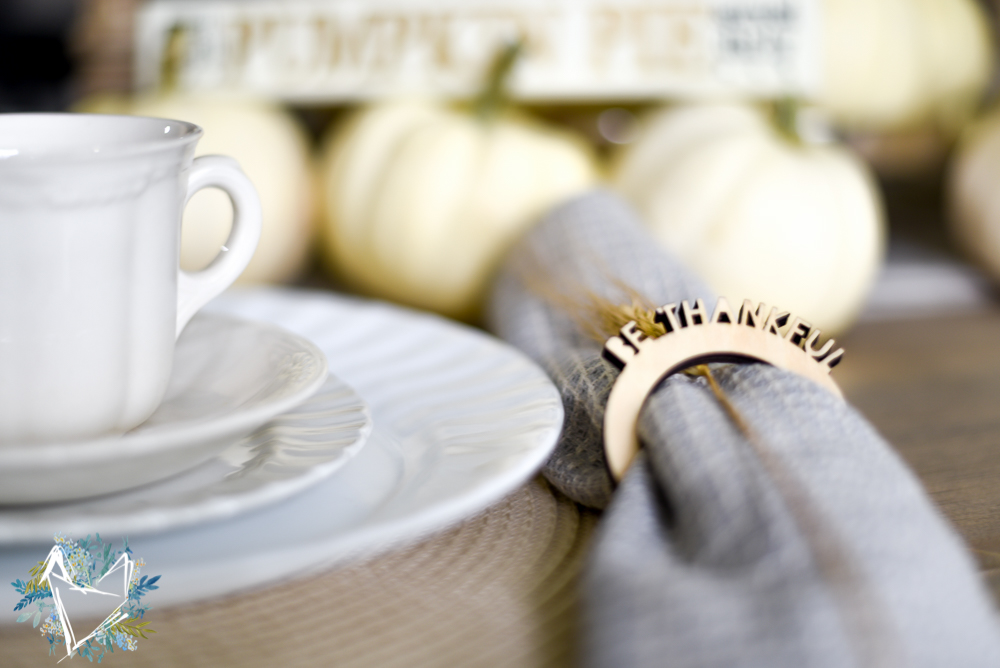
[602,297,844,372]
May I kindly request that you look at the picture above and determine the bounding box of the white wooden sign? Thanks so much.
[136,0,821,101]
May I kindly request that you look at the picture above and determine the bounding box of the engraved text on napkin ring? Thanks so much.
[601,297,844,482]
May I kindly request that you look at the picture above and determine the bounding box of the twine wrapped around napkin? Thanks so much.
[487,191,1000,667]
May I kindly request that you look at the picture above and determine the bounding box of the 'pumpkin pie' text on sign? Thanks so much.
[136,0,820,101]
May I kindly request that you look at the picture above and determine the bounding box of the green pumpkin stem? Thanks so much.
[771,97,803,145]
[159,25,187,95]
[473,41,522,122]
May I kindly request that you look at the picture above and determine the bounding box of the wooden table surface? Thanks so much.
[838,309,1000,599]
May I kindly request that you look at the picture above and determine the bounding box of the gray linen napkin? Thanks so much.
[486,190,1000,667]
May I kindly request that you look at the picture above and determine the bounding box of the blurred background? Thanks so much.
[3,0,1000,339]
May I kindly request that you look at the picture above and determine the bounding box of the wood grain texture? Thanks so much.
[838,310,1000,599]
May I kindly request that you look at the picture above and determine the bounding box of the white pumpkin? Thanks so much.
[821,0,994,134]
[613,102,885,335]
[76,94,316,284]
[319,100,598,320]
[948,109,1000,278]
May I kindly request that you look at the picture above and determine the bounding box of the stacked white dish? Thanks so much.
[0,288,563,613]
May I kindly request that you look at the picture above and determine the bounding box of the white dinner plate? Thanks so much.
[0,288,563,616]
[0,374,370,542]
[0,313,328,503]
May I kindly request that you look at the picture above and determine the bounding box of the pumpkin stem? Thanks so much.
[771,97,803,145]
[159,25,187,95]
[473,41,522,122]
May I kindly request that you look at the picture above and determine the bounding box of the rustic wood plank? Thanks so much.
[838,311,1000,593]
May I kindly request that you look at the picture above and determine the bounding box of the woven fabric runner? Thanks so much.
[0,479,596,668]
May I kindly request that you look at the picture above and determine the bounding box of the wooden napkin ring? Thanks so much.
[601,297,844,482]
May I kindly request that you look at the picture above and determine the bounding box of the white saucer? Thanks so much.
[0,288,562,616]
[0,375,370,542]
[0,313,328,504]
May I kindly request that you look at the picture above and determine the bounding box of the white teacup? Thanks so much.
[0,113,262,444]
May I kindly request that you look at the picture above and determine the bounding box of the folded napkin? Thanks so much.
[487,191,1000,667]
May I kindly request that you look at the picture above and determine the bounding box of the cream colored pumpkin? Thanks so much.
[319,100,598,320]
[948,109,1000,279]
[821,0,993,134]
[76,94,315,284]
[613,102,885,335]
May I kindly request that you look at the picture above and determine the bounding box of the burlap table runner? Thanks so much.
[0,478,596,668]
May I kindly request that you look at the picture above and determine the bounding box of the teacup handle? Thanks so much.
[176,155,262,337]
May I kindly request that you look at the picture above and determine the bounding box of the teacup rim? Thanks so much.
[0,112,203,164]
